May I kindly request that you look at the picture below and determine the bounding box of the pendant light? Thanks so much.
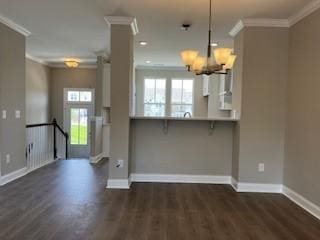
[181,0,236,75]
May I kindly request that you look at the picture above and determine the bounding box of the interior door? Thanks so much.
[65,104,93,158]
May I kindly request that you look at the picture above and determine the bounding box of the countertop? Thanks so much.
[130,116,239,122]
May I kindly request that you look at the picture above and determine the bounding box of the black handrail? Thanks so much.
[26,119,69,159]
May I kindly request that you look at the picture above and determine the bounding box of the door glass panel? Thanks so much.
[68,91,80,102]
[70,108,88,145]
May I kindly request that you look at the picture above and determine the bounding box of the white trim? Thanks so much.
[48,63,97,69]
[230,1,320,37]
[90,153,104,164]
[231,177,238,191]
[231,177,282,193]
[289,0,320,26]
[130,174,231,184]
[95,50,109,58]
[242,18,290,28]
[26,53,49,66]
[283,186,320,220]
[0,167,28,186]
[237,182,282,193]
[229,20,245,37]
[104,16,139,35]
[0,14,31,36]
[106,178,131,189]
[229,19,289,37]
[136,65,186,71]
[27,158,57,173]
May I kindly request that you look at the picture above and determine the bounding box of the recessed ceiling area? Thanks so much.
[0,0,312,67]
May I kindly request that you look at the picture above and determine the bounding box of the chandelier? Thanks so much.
[181,0,236,75]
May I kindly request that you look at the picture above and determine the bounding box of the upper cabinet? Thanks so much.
[219,71,233,110]
[202,75,210,96]
[102,63,111,107]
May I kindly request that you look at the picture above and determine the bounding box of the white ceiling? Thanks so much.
[0,0,312,67]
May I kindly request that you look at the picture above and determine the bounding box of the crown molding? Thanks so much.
[230,0,320,37]
[229,18,289,37]
[49,63,97,69]
[26,53,97,68]
[229,20,245,37]
[135,65,186,71]
[242,18,290,28]
[104,16,139,35]
[26,53,49,66]
[288,0,320,26]
[0,14,31,37]
[95,50,109,57]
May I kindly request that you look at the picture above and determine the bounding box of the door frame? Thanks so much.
[63,88,95,158]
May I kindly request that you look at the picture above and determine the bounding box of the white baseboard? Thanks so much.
[283,186,320,220]
[0,167,28,186]
[130,173,231,184]
[28,158,56,173]
[90,153,104,164]
[231,177,282,193]
[237,182,283,193]
[106,178,131,189]
[231,177,238,191]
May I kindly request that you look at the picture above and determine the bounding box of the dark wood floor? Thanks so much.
[0,159,320,240]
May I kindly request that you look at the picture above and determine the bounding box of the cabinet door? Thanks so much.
[202,75,210,96]
[102,64,111,107]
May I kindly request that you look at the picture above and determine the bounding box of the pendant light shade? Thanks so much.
[192,56,206,73]
[181,50,199,70]
[214,48,232,65]
[224,55,237,70]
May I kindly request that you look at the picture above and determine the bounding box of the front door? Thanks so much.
[63,89,94,158]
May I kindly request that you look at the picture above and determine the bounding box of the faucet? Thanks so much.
[184,112,192,118]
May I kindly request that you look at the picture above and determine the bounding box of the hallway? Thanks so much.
[0,159,319,240]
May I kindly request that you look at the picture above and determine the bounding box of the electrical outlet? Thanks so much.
[258,163,265,172]
[116,159,124,168]
[6,154,10,164]
[15,110,21,119]
[2,110,6,119]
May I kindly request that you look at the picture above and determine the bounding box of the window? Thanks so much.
[171,79,194,117]
[144,78,166,116]
[70,108,88,145]
[67,90,92,102]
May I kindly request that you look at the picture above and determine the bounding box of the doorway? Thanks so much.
[63,88,94,158]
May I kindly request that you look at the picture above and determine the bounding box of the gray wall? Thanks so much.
[233,27,288,184]
[50,67,96,126]
[26,59,50,124]
[131,120,233,175]
[0,23,26,176]
[135,69,208,118]
[284,9,320,206]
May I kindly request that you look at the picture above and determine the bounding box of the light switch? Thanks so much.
[259,163,265,172]
[15,110,21,119]
[6,154,10,163]
[2,110,6,119]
